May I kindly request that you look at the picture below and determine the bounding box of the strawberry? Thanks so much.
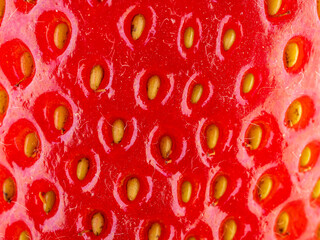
[0,0,319,239]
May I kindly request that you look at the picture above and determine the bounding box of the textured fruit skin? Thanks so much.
[0,0,320,239]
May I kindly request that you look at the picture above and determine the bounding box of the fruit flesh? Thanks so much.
[0,0,318,239]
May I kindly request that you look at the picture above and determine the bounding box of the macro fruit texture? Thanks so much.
[0,0,320,239]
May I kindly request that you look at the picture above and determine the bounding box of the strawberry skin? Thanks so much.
[0,0,320,239]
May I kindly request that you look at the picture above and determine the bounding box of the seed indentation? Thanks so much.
[131,14,146,40]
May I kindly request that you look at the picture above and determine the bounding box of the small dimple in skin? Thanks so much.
[148,222,161,240]
[53,22,69,50]
[222,219,237,240]
[275,211,289,236]
[0,89,8,114]
[184,27,194,49]
[131,14,146,41]
[126,177,140,201]
[91,212,104,236]
[2,177,15,202]
[24,132,39,158]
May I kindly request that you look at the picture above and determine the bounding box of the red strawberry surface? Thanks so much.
[0,0,320,239]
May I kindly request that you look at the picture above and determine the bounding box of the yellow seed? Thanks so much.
[190,84,203,104]
[0,89,8,114]
[112,119,125,144]
[76,158,90,181]
[312,179,320,199]
[246,124,262,150]
[90,65,104,91]
[318,0,320,20]
[3,177,15,202]
[148,222,161,240]
[0,0,4,19]
[127,177,140,201]
[20,52,33,78]
[160,135,172,159]
[147,75,161,100]
[40,191,56,214]
[53,22,69,50]
[92,212,104,236]
[286,100,302,127]
[300,146,311,168]
[214,175,228,200]
[223,219,237,240]
[317,224,320,239]
[24,132,39,158]
[188,237,196,240]
[53,105,69,131]
[223,29,236,51]
[184,27,195,49]
[131,14,146,40]
[267,0,282,16]
[284,42,299,68]
[276,211,289,235]
[206,124,219,150]
[19,231,30,240]
[242,73,255,94]
[257,175,273,201]
[181,181,192,203]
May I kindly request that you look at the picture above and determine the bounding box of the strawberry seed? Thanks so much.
[190,84,203,104]
[126,177,140,201]
[76,158,89,181]
[213,175,227,202]
[257,175,273,201]
[242,73,254,94]
[184,27,195,49]
[181,181,192,203]
[222,219,237,240]
[284,42,299,68]
[39,190,56,214]
[223,29,236,51]
[54,105,69,132]
[24,132,39,158]
[267,0,282,16]
[54,23,69,50]
[2,177,15,202]
[147,75,161,100]
[90,65,104,91]
[131,14,145,41]
[112,119,125,144]
[92,212,104,236]
[148,222,161,240]
[275,211,289,236]
[0,89,8,114]
[160,135,172,159]
[19,231,30,240]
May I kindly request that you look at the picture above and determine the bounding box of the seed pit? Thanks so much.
[126,177,140,201]
[147,75,161,100]
[131,14,146,40]
[221,219,237,240]
[148,222,162,240]
[222,29,236,51]
[184,27,195,49]
[2,177,16,203]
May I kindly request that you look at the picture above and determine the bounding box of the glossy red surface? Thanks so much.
[0,0,320,239]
